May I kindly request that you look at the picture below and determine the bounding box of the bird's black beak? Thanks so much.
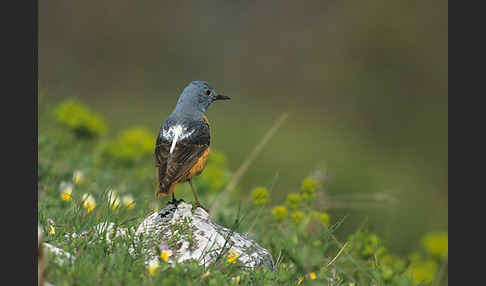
[214,94,230,101]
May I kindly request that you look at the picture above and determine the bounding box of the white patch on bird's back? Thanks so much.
[170,126,182,154]
[161,125,194,154]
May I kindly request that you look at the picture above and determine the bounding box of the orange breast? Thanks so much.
[180,147,210,182]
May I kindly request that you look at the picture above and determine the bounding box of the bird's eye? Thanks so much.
[205,90,211,96]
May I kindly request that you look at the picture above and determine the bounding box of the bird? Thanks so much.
[154,81,230,210]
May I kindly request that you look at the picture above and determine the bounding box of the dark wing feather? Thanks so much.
[154,138,170,193]
[155,118,210,195]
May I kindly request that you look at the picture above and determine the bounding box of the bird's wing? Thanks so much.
[154,137,170,191]
[155,119,175,193]
[155,118,210,196]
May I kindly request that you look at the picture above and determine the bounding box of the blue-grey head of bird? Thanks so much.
[172,81,230,117]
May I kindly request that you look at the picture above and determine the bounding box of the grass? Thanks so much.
[38,98,447,285]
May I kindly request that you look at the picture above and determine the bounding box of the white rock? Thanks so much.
[131,202,274,268]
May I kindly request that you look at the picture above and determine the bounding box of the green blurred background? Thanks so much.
[39,0,447,254]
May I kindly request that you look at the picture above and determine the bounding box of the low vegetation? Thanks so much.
[38,99,448,285]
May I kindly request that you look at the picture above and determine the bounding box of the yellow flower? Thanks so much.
[81,193,96,213]
[107,190,120,210]
[122,195,136,210]
[421,231,448,259]
[272,205,288,221]
[320,212,330,227]
[59,182,73,202]
[160,249,173,262]
[227,252,239,264]
[285,193,302,209]
[54,99,107,137]
[48,225,55,235]
[297,277,304,285]
[407,258,438,285]
[309,272,317,280]
[251,187,269,205]
[100,127,154,164]
[72,170,85,184]
[301,177,318,200]
[147,258,160,276]
[61,191,72,201]
[291,211,305,224]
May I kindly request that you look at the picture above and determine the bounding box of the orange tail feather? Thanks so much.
[156,182,177,198]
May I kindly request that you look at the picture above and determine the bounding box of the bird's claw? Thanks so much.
[169,197,184,206]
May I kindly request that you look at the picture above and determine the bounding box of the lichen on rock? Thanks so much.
[131,202,274,269]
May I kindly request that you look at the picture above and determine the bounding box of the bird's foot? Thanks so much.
[192,201,209,213]
[169,197,184,206]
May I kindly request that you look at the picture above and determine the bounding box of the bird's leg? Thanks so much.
[169,191,184,206]
[189,179,208,212]
[188,179,199,203]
